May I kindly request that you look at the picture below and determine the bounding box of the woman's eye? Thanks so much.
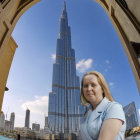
[91,84,96,87]
[83,84,88,88]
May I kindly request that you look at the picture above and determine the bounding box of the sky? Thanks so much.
[2,0,140,128]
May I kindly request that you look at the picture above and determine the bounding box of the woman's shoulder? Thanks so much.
[104,100,125,121]
[100,98,123,113]
[108,100,123,109]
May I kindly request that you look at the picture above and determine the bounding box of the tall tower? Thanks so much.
[45,116,49,127]
[10,112,15,130]
[25,109,30,128]
[0,112,5,129]
[48,1,84,135]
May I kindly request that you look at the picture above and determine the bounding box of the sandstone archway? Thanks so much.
[0,0,41,113]
[0,0,140,114]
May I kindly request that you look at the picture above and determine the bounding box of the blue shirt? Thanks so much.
[80,97,126,140]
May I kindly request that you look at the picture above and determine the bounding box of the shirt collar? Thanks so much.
[95,97,110,113]
[86,97,111,122]
[88,97,110,113]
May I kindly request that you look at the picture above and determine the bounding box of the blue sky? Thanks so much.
[2,0,140,128]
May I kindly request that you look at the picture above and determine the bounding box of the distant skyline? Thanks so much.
[2,0,140,128]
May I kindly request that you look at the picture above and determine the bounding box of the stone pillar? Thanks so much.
[0,37,18,114]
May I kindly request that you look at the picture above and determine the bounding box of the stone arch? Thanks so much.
[94,0,140,92]
[0,0,40,113]
[0,0,140,114]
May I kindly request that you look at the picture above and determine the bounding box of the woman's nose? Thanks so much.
[87,85,92,91]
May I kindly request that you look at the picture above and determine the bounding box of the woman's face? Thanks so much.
[83,74,104,108]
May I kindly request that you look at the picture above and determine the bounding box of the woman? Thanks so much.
[80,71,126,140]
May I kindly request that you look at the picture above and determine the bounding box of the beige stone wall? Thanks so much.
[125,0,140,23]
[0,37,18,113]
[114,4,140,42]
[0,0,20,22]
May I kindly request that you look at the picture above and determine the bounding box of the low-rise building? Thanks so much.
[14,127,36,139]
[32,123,40,131]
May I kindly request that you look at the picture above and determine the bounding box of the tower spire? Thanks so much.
[63,0,66,11]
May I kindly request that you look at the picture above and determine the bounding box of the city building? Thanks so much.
[123,102,139,130]
[14,127,50,139]
[10,112,15,130]
[44,116,51,134]
[48,1,85,135]
[4,120,12,131]
[45,116,49,127]
[14,127,36,139]
[32,123,40,131]
[0,112,5,130]
[25,109,30,129]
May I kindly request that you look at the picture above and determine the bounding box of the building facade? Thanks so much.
[4,120,12,131]
[32,123,40,131]
[45,116,49,128]
[10,112,15,130]
[0,112,5,130]
[48,2,84,134]
[25,109,30,129]
[44,116,51,134]
[123,102,139,130]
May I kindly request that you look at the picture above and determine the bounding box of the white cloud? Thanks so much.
[18,99,23,103]
[105,60,110,64]
[21,96,48,116]
[16,114,24,119]
[51,54,56,60]
[104,60,112,72]
[76,59,93,73]
[15,114,24,127]
[109,82,114,87]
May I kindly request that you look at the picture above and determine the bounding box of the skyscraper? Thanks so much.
[0,112,5,130]
[25,109,30,129]
[48,1,84,135]
[45,116,49,127]
[10,112,15,130]
[123,102,139,130]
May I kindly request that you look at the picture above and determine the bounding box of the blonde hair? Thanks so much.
[81,71,114,106]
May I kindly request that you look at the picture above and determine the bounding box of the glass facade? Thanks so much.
[123,102,139,130]
[25,109,30,129]
[48,2,85,134]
